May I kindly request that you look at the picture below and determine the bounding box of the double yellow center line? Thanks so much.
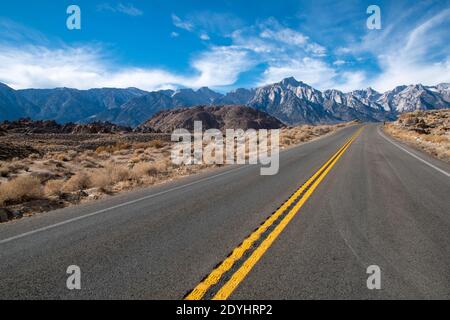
[185,126,365,300]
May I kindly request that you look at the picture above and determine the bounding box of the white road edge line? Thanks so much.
[378,127,450,178]
[0,166,245,245]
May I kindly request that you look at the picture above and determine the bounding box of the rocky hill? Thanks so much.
[137,105,285,133]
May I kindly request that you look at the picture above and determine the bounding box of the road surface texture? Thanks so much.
[0,124,449,300]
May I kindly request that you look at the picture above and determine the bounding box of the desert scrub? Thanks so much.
[385,109,450,162]
[88,163,130,191]
[7,162,30,174]
[95,143,131,154]
[132,162,159,178]
[63,172,91,192]
[44,179,65,196]
[148,140,165,149]
[0,175,43,205]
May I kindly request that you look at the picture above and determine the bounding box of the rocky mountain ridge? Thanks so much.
[1,78,449,126]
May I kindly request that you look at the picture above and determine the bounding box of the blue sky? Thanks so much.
[0,0,449,92]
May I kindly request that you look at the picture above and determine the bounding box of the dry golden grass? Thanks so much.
[44,179,65,197]
[385,109,450,163]
[0,175,43,205]
[0,122,353,221]
[279,124,339,148]
[56,154,70,162]
[85,163,131,191]
[148,140,165,149]
[132,162,158,178]
[63,172,91,192]
[95,143,131,154]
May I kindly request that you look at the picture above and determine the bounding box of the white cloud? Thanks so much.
[172,14,194,32]
[190,46,255,87]
[98,2,143,16]
[0,17,328,91]
[333,72,368,92]
[0,42,187,91]
[228,19,338,89]
[259,57,337,89]
[200,33,210,41]
[259,28,308,46]
[335,7,450,92]
[370,8,450,91]
[333,60,346,66]
[5,7,448,94]
[173,11,244,36]
[0,42,253,91]
[170,32,179,38]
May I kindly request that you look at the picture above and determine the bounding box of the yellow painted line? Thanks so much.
[185,127,364,300]
[212,127,364,300]
[185,133,356,300]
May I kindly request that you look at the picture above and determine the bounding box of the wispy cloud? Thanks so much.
[370,8,450,91]
[0,42,187,91]
[171,14,194,32]
[190,46,255,88]
[190,11,244,35]
[171,12,243,42]
[0,19,251,91]
[1,2,449,94]
[333,60,346,66]
[226,18,334,89]
[332,4,450,92]
[199,33,210,41]
[98,2,143,16]
[0,17,336,91]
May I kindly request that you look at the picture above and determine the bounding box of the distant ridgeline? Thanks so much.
[0,78,449,127]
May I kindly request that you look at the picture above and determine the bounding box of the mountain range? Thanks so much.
[0,77,449,127]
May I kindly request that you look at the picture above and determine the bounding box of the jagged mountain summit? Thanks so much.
[247,78,336,124]
[0,78,449,127]
[377,84,450,113]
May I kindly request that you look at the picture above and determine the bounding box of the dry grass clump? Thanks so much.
[0,175,43,205]
[6,162,30,174]
[95,143,131,154]
[132,162,159,178]
[44,179,65,196]
[63,172,91,192]
[148,140,165,149]
[132,160,170,179]
[104,163,130,183]
[56,154,70,162]
[88,163,130,191]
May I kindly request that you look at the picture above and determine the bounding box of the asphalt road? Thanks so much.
[0,124,449,300]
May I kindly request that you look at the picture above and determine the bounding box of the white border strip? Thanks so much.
[378,127,450,178]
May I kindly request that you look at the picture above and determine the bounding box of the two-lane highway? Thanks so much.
[0,124,449,299]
